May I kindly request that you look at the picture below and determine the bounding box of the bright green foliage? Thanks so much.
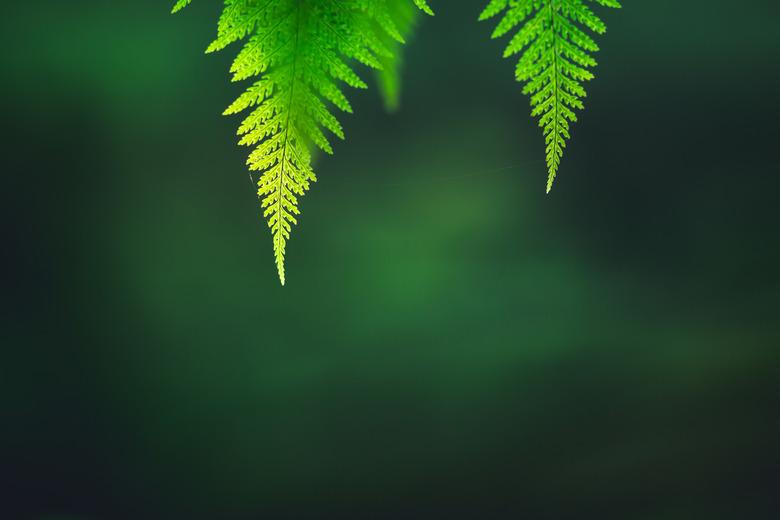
[171,0,192,14]
[480,0,621,192]
[413,0,434,16]
[174,0,432,285]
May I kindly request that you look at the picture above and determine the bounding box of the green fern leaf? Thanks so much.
[375,0,426,112]
[413,0,434,17]
[174,0,432,285]
[171,0,192,14]
[480,0,621,192]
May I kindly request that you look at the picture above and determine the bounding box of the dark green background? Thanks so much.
[2,1,779,518]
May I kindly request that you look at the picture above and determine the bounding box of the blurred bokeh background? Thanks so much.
[2,1,779,518]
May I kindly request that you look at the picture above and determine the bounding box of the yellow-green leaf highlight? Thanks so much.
[480,0,620,192]
[174,0,432,285]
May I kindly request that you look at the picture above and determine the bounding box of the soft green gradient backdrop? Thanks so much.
[2,1,779,518]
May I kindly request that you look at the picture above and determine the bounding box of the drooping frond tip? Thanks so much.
[376,0,431,111]
[174,0,432,285]
[414,0,434,16]
[171,0,192,14]
[480,0,621,192]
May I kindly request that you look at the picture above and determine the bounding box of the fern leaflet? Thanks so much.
[375,0,426,111]
[174,0,432,285]
[480,0,621,192]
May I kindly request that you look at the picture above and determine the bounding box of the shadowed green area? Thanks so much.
[2,1,779,519]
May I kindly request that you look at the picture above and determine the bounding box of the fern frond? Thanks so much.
[413,0,434,16]
[375,0,425,112]
[175,0,432,285]
[171,0,192,14]
[480,0,621,192]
